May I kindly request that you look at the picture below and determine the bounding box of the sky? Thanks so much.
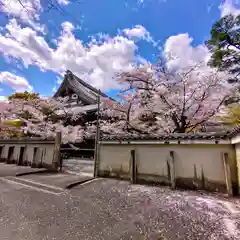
[0,0,239,100]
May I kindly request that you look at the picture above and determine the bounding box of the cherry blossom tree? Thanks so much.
[0,58,236,142]
[102,59,236,135]
[0,96,96,143]
[0,100,22,137]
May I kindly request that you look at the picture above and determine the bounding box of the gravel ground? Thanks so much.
[62,159,94,177]
[0,178,239,240]
[70,179,240,240]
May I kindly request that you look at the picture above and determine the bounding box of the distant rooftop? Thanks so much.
[53,70,113,105]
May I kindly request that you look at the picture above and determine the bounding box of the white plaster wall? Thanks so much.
[43,146,55,166]
[21,146,27,163]
[1,145,8,159]
[138,145,236,183]
[0,142,55,167]
[235,143,240,193]
[29,145,54,166]
[0,145,4,159]
[136,146,169,177]
[231,134,240,144]
[1,144,25,161]
[99,145,131,173]
[99,144,237,184]
[26,147,34,163]
[32,147,41,165]
[13,146,20,161]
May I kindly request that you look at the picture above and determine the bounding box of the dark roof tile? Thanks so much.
[100,131,230,141]
[226,124,240,137]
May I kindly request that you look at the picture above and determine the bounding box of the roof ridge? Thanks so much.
[100,129,232,141]
[227,123,240,137]
[66,70,107,97]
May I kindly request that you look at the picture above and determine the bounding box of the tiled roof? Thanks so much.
[100,131,231,141]
[53,70,115,104]
[65,70,108,98]
[226,124,240,137]
[0,136,55,142]
[100,124,240,141]
[57,104,98,115]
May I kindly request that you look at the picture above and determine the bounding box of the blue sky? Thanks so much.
[0,0,239,99]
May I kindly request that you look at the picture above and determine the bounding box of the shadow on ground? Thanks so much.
[0,162,47,177]
[18,172,94,189]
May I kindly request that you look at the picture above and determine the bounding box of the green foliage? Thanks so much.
[206,14,240,82]
[0,126,25,138]
[40,106,60,123]
[7,130,25,138]
[8,91,40,100]
[218,105,240,126]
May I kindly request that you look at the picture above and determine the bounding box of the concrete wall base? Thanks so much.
[98,170,236,194]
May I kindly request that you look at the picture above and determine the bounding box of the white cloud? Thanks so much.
[0,71,33,92]
[0,19,218,92]
[0,19,139,91]
[56,76,63,85]
[52,86,57,93]
[0,0,69,21]
[0,19,51,69]
[0,0,41,20]
[57,0,69,5]
[61,21,75,32]
[164,33,210,70]
[136,0,167,7]
[123,25,151,40]
[122,25,158,47]
[162,33,232,88]
[219,0,240,17]
[0,95,7,102]
[0,0,45,32]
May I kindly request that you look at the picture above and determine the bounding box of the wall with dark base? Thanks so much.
[0,137,60,171]
[97,143,238,195]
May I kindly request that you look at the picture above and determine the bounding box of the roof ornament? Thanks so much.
[66,70,72,75]
[71,94,78,100]
[66,70,74,82]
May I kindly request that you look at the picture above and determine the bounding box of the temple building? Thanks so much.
[54,70,231,158]
[53,70,111,124]
[54,70,112,157]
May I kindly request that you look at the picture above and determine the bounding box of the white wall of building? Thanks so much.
[0,140,56,169]
[98,142,237,193]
